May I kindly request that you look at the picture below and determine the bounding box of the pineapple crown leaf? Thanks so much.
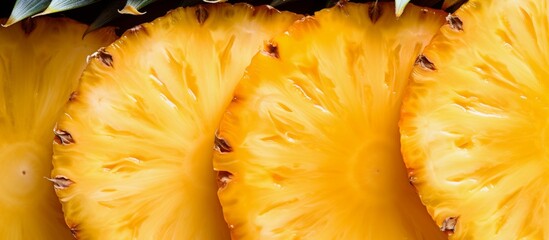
[2,0,161,28]
[85,0,125,36]
[119,0,159,15]
[3,0,49,27]
[395,0,411,17]
[36,0,102,17]
[270,0,291,7]
[1,0,468,31]
[85,0,202,35]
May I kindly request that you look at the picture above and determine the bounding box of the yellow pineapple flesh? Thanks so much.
[0,18,115,239]
[213,2,446,239]
[400,0,549,238]
[51,4,301,239]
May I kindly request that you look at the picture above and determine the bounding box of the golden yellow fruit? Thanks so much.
[213,2,447,239]
[400,0,549,238]
[0,18,115,239]
[51,4,301,239]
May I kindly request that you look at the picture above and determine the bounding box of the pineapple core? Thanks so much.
[213,2,447,239]
[0,18,115,239]
[51,4,301,239]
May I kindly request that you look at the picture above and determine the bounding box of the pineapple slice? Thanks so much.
[51,4,301,239]
[400,0,549,238]
[0,18,115,239]
[213,2,447,239]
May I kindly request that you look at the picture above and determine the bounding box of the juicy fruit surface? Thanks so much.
[0,18,115,239]
[51,4,301,239]
[400,0,549,238]
[213,2,446,239]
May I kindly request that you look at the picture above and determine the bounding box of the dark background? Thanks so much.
[0,0,464,33]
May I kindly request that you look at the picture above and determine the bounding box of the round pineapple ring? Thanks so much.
[0,17,115,240]
[51,3,300,239]
[213,2,447,239]
[400,0,549,238]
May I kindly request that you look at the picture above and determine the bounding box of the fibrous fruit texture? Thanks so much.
[0,18,115,239]
[400,0,549,238]
[51,4,301,239]
[213,2,447,239]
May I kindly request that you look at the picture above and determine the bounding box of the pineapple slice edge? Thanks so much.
[0,17,116,240]
[51,3,302,239]
[213,2,450,239]
[400,0,549,238]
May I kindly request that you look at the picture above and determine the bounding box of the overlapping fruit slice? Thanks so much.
[213,2,447,239]
[51,4,301,239]
[0,18,115,239]
[400,0,549,238]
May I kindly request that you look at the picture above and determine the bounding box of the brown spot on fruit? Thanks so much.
[54,128,75,145]
[196,6,209,25]
[446,14,463,31]
[408,176,420,193]
[368,2,382,23]
[214,133,232,153]
[407,168,417,186]
[336,0,348,7]
[69,91,78,101]
[335,0,350,15]
[441,217,458,234]
[47,176,74,190]
[408,176,417,185]
[264,41,279,59]
[415,54,436,71]
[217,171,233,189]
[21,18,36,35]
[88,48,113,67]
[69,224,80,239]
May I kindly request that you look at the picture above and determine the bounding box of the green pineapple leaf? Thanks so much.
[395,0,411,17]
[119,0,158,15]
[3,0,50,27]
[36,0,103,16]
[270,0,292,7]
[85,0,125,35]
